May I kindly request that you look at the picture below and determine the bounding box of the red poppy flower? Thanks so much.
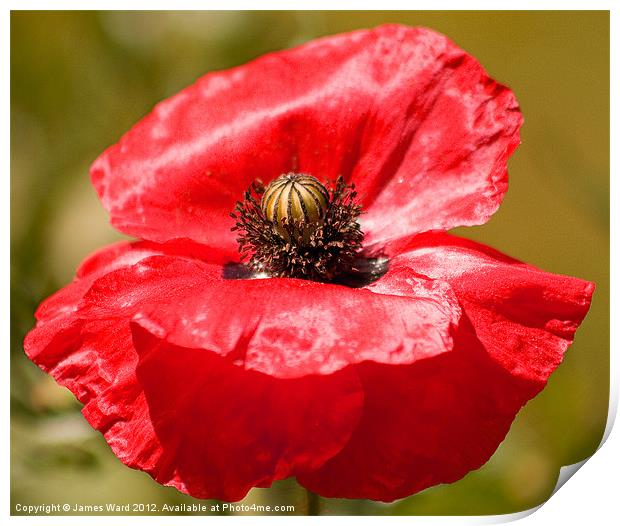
[24,25,594,503]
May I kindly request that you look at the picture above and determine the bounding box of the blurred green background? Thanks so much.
[10,11,609,516]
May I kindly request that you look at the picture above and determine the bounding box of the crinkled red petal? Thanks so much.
[25,243,367,501]
[298,233,594,500]
[91,24,522,250]
[24,241,246,500]
[78,254,460,378]
[132,323,363,501]
[383,233,595,383]
[23,240,469,500]
[23,242,443,502]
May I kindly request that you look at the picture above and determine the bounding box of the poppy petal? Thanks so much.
[31,238,232,325]
[90,24,521,250]
[24,241,235,495]
[25,244,365,501]
[24,249,463,499]
[78,254,461,379]
[298,326,536,501]
[298,233,593,500]
[383,232,595,383]
[131,322,363,501]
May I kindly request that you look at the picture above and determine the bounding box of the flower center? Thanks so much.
[231,172,365,281]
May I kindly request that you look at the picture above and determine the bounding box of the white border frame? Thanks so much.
[3,3,615,524]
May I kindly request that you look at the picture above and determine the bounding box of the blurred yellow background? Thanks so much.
[11,11,609,515]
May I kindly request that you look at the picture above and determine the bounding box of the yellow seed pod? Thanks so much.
[261,174,329,238]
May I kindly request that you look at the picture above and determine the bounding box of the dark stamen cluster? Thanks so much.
[231,176,364,281]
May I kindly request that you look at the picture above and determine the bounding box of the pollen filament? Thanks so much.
[231,173,364,281]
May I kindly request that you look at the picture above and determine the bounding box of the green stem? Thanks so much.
[305,489,321,516]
